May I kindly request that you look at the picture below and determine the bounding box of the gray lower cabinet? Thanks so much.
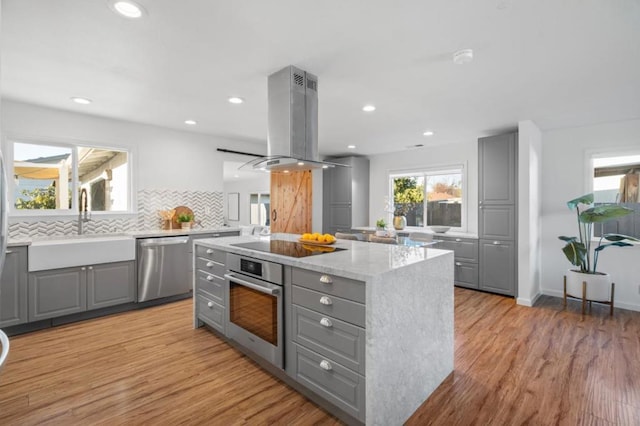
[479,239,516,295]
[288,267,366,422]
[87,262,136,310]
[194,247,226,334]
[438,237,479,289]
[29,261,135,321]
[0,246,29,327]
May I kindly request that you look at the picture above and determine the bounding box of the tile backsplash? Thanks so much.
[8,189,224,239]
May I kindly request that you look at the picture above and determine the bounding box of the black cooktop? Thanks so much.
[231,240,346,258]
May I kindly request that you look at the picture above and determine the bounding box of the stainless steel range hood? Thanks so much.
[244,65,343,172]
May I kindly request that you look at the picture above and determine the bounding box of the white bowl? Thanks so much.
[430,226,451,233]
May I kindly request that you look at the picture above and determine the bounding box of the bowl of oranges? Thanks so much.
[299,232,337,245]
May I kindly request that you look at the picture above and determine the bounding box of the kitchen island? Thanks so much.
[193,233,454,426]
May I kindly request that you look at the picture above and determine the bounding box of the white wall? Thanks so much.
[517,120,542,306]
[223,175,270,226]
[541,118,640,311]
[1,100,266,195]
[368,140,478,234]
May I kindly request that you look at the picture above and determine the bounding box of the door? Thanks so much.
[270,170,312,234]
[29,267,86,321]
[479,205,516,240]
[479,239,515,296]
[0,247,28,327]
[478,133,516,205]
[88,261,136,310]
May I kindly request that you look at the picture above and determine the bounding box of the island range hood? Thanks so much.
[244,65,344,172]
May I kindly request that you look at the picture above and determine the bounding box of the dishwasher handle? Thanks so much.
[139,237,189,248]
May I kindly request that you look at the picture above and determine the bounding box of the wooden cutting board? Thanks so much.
[172,205,194,230]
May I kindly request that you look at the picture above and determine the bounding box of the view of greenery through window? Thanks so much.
[12,142,129,212]
[392,169,463,228]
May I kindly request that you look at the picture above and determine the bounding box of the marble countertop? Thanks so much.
[194,232,453,281]
[351,226,478,239]
[8,226,241,246]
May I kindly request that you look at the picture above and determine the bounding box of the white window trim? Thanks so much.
[388,162,467,232]
[6,136,136,218]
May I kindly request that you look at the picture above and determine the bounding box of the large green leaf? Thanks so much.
[561,241,587,267]
[567,193,593,210]
[603,233,640,242]
[594,241,634,252]
[579,205,633,223]
[558,236,578,242]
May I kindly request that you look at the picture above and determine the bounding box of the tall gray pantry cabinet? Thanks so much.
[322,156,369,235]
[478,132,518,296]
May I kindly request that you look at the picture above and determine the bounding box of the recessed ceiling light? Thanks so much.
[322,165,329,169]
[71,97,92,105]
[297,162,305,166]
[362,105,376,112]
[348,145,356,149]
[184,119,197,125]
[228,97,244,104]
[109,1,145,19]
[453,49,473,65]
[423,131,435,136]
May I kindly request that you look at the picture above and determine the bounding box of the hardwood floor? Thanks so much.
[1,288,639,425]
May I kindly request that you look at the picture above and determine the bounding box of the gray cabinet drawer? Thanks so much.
[195,245,226,263]
[292,343,365,422]
[292,268,365,303]
[196,257,225,278]
[196,293,225,334]
[454,261,479,289]
[292,285,365,328]
[479,239,516,296]
[292,305,365,375]
[196,270,225,303]
[439,238,478,263]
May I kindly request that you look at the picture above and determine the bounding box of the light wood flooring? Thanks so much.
[1,288,639,425]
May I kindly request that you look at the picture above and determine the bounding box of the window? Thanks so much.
[12,141,130,213]
[250,193,270,226]
[390,166,464,229]
[592,154,640,238]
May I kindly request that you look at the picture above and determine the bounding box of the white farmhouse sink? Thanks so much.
[29,235,136,272]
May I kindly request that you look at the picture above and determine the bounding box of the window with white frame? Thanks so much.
[11,141,130,213]
[390,166,465,229]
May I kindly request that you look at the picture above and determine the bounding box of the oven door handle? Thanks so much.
[224,273,280,295]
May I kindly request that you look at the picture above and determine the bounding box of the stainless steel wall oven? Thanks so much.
[225,253,284,368]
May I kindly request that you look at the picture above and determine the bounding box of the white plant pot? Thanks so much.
[375,229,386,237]
[565,270,611,302]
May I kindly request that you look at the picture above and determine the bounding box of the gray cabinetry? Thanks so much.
[438,237,479,289]
[288,267,366,422]
[478,132,518,296]
[478,132,517,205]
[479,240,516,295]
[29,267,86,321]
[0,246,28,327]
[29,260,136,321]
[87,261,136,310]
[323,156,369,235]
[194,246,227,334]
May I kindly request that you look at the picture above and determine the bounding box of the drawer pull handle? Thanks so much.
[320,317,333,328]
[319,275,333,284]
[455,238,461,242]
[206,261,214,268]
[493,241,501,245]
[206,249,214,254]
[207,301,214,308]
[455,262,462,266]
[319,296,333,306]
[319,360,332,371]
[206,275,214,281]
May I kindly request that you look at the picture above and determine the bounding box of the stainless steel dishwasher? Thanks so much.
[137,236,191,302]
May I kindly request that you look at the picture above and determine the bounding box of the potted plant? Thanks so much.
[393,206,407,230]
[375,218,387,236]
[558,193,637,303]
[176,213,193,230]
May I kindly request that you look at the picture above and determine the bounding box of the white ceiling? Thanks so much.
[2,0,639,157]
